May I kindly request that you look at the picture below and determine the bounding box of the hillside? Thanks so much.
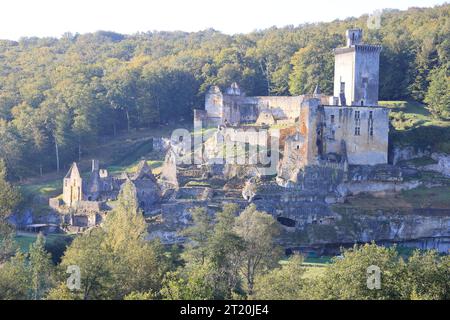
[0,4,449,180]
[18,125,184,209]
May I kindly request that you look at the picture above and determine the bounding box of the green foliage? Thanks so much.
[28,233,55,300]
[1,201,450,300]
[404,250,450,299]
[58,228,110,300]
[172,204,245,299]
[160,265,216,300]
[304,243,450,300]
[289,33,341,95]
[0,234,54,300]
[0,5,449,177]
[124,291,154,300]
[234,204,282,295]
[0,159,21,262]
[0,159,22,219]
[252,254,306,300]
[424,64,450,120]
[206,204,245,299]
[164,203,282,299]
[382,100,450,153]
[45,282,80,300]
[56,181,168,300]
[181,207,213,265]
[0,250,30,299]
[306,243,404,299]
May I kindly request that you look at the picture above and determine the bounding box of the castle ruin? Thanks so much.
[195,29,389,169]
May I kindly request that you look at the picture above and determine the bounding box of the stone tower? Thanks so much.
[333,29,382,106]
[63,162,83,207]
[204,86,224,126]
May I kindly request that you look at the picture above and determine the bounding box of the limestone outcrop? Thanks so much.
[423,153,450,177]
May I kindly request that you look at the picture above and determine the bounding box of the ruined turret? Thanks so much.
[276,130,305,186]
[63,163,83,207]
[159,148,179,192]
[130,160,161,211]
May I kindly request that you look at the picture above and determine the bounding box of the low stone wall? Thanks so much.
[391,146,431,165]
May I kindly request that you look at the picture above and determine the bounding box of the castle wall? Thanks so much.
[353,47,381,106]
[321,106,389,165]
[249,96,305,120]
[333,50,354,105]
[218,95,322,126]
[334,45,381,106]
[205,85,332,126]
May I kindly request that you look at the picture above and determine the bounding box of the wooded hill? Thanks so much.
[0,4,449,179]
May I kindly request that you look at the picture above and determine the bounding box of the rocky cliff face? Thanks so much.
[423,153,450,177]
[391,146,431,165]
[248,162,450,251]
[277,206,450,253]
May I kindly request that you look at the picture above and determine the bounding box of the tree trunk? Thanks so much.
[247,260,254,296]
[54,135,60,173]
[78,138,82,162]
[125,108,130,132]
[259,60,271,96]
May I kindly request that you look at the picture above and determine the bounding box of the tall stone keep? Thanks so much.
[333,28,382,106]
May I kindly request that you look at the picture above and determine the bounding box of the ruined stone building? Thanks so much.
[195,29,389,169]
[50,159,161,229]
[38,30,450,252]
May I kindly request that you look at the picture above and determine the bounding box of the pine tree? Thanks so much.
[28,233,54,300]
[424,64,450,119]
[0,159,21,262]
[234,204,282,296]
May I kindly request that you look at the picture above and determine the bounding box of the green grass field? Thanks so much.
[380,100,449,130]
[380,100,450,154]
[108,159,164,175]
[20,179,62,198]
[14,233,73,253]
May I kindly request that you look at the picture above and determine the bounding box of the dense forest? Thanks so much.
[0,4,449,178]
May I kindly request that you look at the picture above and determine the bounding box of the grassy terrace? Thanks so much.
[334,185,450,211]
[381,100,450,154]
[15,233,69,252]
[17,126,179,200]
